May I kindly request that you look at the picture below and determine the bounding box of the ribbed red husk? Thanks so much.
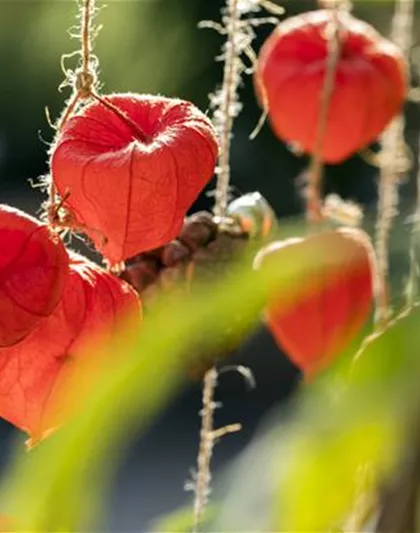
[255,228,375,376]
[255,10,407,163]
[51,94,218,265]
[0,205,69,347]
[0,253,141,442]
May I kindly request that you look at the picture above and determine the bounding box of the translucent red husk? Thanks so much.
[255,228,375,376]
[51,93,219,265]
[0,205,69,347]
[256,10,407,163]
[0,252,141,442]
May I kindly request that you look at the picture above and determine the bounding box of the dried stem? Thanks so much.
[306,2,343,223]
[90,92,148,142]
[208,0,282,220]
[374,0,414,325]
[191,365,253,532]
[47,0,97,224]
[57,0,97,132]
[81,0,92,74]
[214,0,241,219]
[406,137,420,309]
[192,368,218,533]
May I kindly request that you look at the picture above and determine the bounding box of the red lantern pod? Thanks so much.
[0,205,69,347]
[0,253,141,442]
[255,10,407,163]
[254,228,376,377]
[51,94,219,266]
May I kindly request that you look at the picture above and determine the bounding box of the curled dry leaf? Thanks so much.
[255,10,407,163]
[51,93,219,265]
[254,228,376,377]
[0,252,141,443]
[0,204,69,347]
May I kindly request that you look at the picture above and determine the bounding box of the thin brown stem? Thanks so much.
[81,0,92,75]
[214,0,241,219]
[57,92,81,133]
[374,0,414,325]
[193,368,218,533]
[91,92,148,143]
[58,0,96,133]
[48,0,96,224]
[306,5,342,223]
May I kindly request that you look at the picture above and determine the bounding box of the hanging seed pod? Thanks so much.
[255,10,407,163]
[50,93,218,266]
[254,228,376,377]
[0,253,141,443]
[0,205,69,347]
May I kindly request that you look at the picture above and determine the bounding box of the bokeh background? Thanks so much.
[0,1,419,530]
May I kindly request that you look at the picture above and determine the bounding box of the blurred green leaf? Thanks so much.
[0,226,354,531]
[274,307,420,531]
[201,308,420,532]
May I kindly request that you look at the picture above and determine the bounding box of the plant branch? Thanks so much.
[48,0,98,224]
[374,0,414,325]
[190,365,254,532]
[306,1,343,223]
[192,368,218,533]
[214,0,241,220]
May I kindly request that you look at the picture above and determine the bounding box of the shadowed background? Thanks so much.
[0,1,419,530]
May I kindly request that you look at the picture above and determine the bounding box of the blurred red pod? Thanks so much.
[0,252,141,443]
[255,9,407,163]
[254,228,376,377]
[0,205,69,347]
[51,93,219,266]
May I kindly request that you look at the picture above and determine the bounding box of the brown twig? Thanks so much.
[190,365,253,532]
[306,2,343,224]
[213,0,241,220]
[374,0,414,325]
[47,0,97,224]
[192,368,218,533]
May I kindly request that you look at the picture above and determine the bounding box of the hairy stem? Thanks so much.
[193,368,218,533]
[81,0,92,74]
[307,3,343,223]
[48,0,96,222]
[214,0,240,219]
[374,0,414,324]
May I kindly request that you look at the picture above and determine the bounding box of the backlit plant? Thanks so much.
[0,0,417,531]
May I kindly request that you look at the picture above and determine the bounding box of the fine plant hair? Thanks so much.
[200,0,283,220]
[375,0,415,324]
[45,0,100,222]
[305,0,345,223]
[188,366,254,532]
[44,0,151,272]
